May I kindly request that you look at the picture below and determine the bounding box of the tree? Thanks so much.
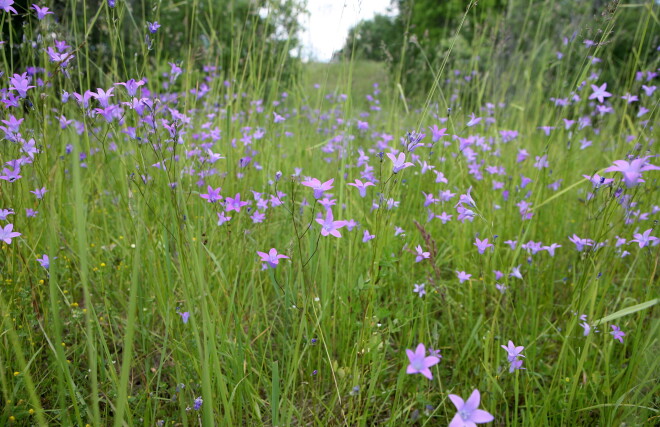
[337,14,403,62]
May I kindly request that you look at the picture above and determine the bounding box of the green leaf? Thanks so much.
[593,299,659,326]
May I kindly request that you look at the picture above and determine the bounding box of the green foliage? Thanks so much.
[340,0,659,99]
[337,14,403,62]
[7,0,304,89]
[1,0,659,425]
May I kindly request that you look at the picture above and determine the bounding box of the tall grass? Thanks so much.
[0,0,658,425]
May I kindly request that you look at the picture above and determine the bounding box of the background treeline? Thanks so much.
[5,0,304,91]
[338,0,660,99]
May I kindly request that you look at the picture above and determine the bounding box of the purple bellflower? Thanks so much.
[448,389,494,427]
[0,223,21,244]
[386,152,414,174]
[405,343,440,380]
[257,248,289,269]
[315,208,347,238]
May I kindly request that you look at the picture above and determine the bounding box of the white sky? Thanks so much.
[300,0,395,62]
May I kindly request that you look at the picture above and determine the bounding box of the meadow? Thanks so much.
[0,0,659,426]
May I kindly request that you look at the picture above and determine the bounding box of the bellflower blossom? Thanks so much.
[448,389,494,427]
[32,4,54,19]
[405,343,440,380]
[256,248,289,269]
[414,245,430,262]
[386,152,414,174]
[302,177,334,199]
[603,156,659,188]
[315,208,347,238]
[347,179,374,198]
[0,223,21,244]
[610,325,625,343]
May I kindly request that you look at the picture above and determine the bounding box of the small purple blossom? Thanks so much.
[273,112,285,123]
[603,156,659,188]
[510,265,523,280]
[225,193,249,212]
[610,325,625,343]
[347,179,374,198]
[414,245,430,262]
[501,340,525,373]
[36,254,55,269]
[30,187,48,199]
[413,283,426,297]
[466,113,482,127]
[302,177,334,199]
[147,21,161,34]
[315,208,347,238]
[0,0,18,14]
[0,223,21,244]
[256,248,289,269]
[362,229,375,242]
[589,83,612,103]
[216,211,232,226]
[474,237,494,254]
[386,152,414,174]
[569,234,593,252]
[543,243,562,257]
[405,343,440,380]
[9,73,35,98]
[200,186,222,203]
[32,4,54,19]
[456,271,472,283]
[630,229,658,248]
[448,389,494,427]
[0,208,15,220]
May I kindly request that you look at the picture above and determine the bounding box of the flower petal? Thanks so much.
[421,368,433,380]
[448,413,467,427]
[471,409,494,423]
[424,356,440,367]
[448,394,464,410]
[464,389,481,412]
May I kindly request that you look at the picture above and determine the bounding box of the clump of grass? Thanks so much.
[0,0,658,426]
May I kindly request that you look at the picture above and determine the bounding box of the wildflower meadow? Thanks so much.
[0,0,659,425]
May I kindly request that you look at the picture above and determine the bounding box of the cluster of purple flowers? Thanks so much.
[501,341,525,373]
[0,5,655,424]
[406,344,494,425]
